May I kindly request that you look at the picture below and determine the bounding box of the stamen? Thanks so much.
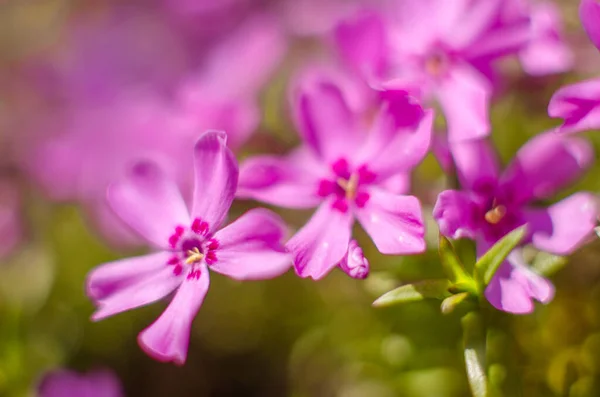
[185,247,205,264]
[337,173,359,201]
[485,205,507,224]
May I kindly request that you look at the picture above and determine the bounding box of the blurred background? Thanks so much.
[1,0,600,396]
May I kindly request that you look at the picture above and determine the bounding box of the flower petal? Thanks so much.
[237,152,322,209]
[436,64,492,142]
[88,253,183,321]
[138,267,210,366]
[548,78,600,134]
[339,240,369,279]
[211,208,291,280]
[191,130,238,231]
[580,0,600,51]
[286,201,353,280]
[290,74,362,162]
[501,132,594,203]
[107,162,190,249]
[525,192,598,255]
[450,138,500,192]
[356,188,425,255]
[360,107,432,180]
[433,190,481,240]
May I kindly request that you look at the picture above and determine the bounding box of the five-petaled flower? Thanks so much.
[237,71,430,280]
[86,131,291,365]
[433,132,598,313]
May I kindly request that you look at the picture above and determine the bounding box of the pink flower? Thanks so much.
[38,369,123,397]
[547,0,600,134]
[433,133,598,313]
[238,72,430,280]
[86,131,291,365]
[0,178,22,258]
[334,0,531,141]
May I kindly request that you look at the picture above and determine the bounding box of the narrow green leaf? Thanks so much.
[372,280,450,308]
[475,226,527,286]
[462,312,488,397]
[441,292,471,315]
[439,234,471,282]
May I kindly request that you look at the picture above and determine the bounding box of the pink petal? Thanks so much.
[485,261,535,314]
[138,267,210,366]
[525,192,598,255]
[334,11,388,79]
[339,239,369,279]
[580,0,600,51]
[444,0,501,49]
[433,190,480,240]
[449,138,500,192]
[107,162,190,249]
[287,201,353,280]
[39,369,123,397]
[237,152,322,209]
[360,107,433,180]
[211,209,291,280]
[191,131,238,231]
[88,253,183,321]
[501,132,594,203]
[356,188,426,255]
[436,64,492,142]
[291,73,362,162]
[548,78,600,134]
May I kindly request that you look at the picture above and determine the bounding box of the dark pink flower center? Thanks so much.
[317,158,376,213]
[480,196,525,242]
[423,46,453,78]
[166,217,220,279]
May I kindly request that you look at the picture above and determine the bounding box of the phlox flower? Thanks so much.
[334,0,531,141]
[38,368,123,397]
[548,0,600,133]
[86,131,291,365]
[433,133,598,313]
[238,71,430,280]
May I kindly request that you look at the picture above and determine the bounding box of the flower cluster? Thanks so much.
[8,0,599,384]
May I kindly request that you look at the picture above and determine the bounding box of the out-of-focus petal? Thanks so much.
[334,11,388,79]
[501,132,593,203]
[138,267,210,366]
[212,209,291,280]
[88,254,183,321]
[356,188,425,255]
[39,369,123,397]
[107,162,190,249]
[339,239,369,279]
[433,190,481,240]
[450,138,500,193]
[291,73,362,162]
[525,192,598,255]
[444,0,501,50]
[548,78,600,134]
[287,201,353,280]
[436,64,492,141]
[191,131,238,231]
[237,152,322,209]
[580,0,600,51]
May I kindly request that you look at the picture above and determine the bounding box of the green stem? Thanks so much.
[462,311,488,397]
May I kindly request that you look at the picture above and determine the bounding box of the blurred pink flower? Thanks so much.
[38,368,123,397]
[334,0,531,141]
[86,131,290,365]
[238,71,429,280]
[0,178,22,258]
[581,0,600,51]
[433,133,598,313]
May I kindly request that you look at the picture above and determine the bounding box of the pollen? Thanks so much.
[485,205,507,224]
[184,247,205,264]
[337,173,359,201]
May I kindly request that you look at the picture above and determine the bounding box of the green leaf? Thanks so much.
[439,234,471,283]
[531,252,568,277]
[462,312,488,397]
[372,280,450,308]
[441,292,472,315]
[475,226,527,286]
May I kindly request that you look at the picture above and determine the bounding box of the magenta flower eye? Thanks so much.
[85,131,291,365]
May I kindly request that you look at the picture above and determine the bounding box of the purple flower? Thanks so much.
[86,131,290,365]
[334,0,530,141]
[433,133,598,313]
[238,72,430,280]
[547,0,600,134]
[38,369,123,397]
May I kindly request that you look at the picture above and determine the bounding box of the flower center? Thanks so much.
[424,51,450,77]
[484,205,507,225]
[166,218,220,279]
[317,158,376,213]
